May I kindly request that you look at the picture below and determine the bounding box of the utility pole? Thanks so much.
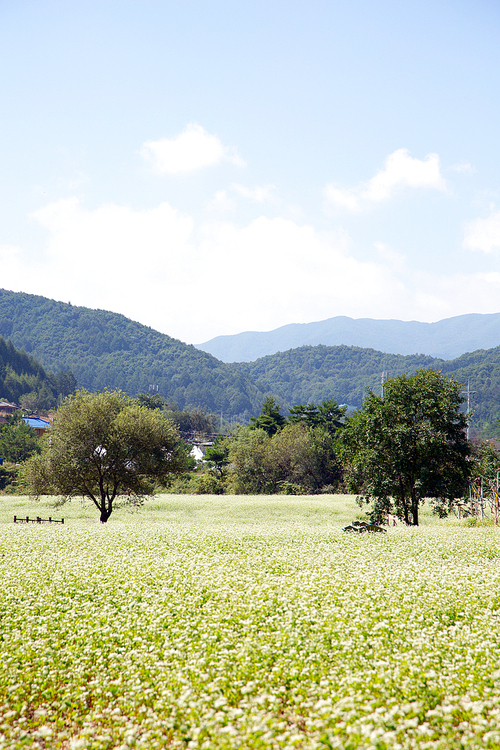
[461,379,476,440]
[381,371,387,398]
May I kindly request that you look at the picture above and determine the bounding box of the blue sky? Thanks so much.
[2,0,500,344]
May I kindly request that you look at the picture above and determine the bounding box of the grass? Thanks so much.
[0,492,458,527]
[1,493,365,529]
[0,494,499,748]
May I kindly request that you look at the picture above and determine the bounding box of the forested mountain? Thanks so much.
[439,347,500,435]
[0,289,264,418]
[234,346,440,407]
[2,288,500,434]
[0,336,76,408]
[234,344,500,435]
[198,313,500,362]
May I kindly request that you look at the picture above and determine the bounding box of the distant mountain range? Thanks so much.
[197,313,500,362]
[1,289,500,434]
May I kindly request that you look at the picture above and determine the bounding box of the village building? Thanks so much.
[23,416,51,438]
[0,401,18,427]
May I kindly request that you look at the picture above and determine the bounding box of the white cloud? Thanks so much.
[3,196,500,344]
[231,184,276,203]
[207,189,235,212]
[206,184,277,214]
[326,149,446,211]
[364,149,445,201]
[463,210,500,253]
[374,241,406,270]
[324,186,361,212]
[450,161,474,173]
[140,123,245,175]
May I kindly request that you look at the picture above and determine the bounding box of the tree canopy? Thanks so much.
[0,335,76,410]
[224,420,341,495]
[338,369,471,525]
[0,413,40,463]
[249,396,286,436]
[288,398,346,436]
[21,389,189,522]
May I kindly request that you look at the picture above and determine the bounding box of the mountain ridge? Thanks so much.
[2,288,500,434]
[0,288,264,418]
[197,313,500,362]
[234,343,500,435]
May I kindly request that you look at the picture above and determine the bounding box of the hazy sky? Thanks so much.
[2,0,500,344]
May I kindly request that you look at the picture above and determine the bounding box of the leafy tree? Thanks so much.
[306,424,343,491]
[226,427,273,494]
[21,389,189,522]
[338,369,471,525]
[0,413,40,463]
[250,396,286,436]
[470,439,500,485]
[468,439,500,517]
[135,392,165,410]
[225,422,341,495]
[204,438,230,479]
[164,406,217,437]
[0,462,18,492]
[288,398,346,436]
[268,422,340,494]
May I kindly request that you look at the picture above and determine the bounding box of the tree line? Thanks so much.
[6,369,498,526]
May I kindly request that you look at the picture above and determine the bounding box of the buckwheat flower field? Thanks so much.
[0,495,499,749]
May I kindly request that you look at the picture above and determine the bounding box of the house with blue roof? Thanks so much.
[23,416,51,438]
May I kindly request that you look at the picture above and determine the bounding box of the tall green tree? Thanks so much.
[250,396,286,437]
[164,406,217,437]
[288,398,346,436]
[204,438,230,479]
[268,422,341,494]
[21,389,189,522]
[338,369,471,525]
[135,392,165,410]
[225,422,341,495]
[227,427,273,494]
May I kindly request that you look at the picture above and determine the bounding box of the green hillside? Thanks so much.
[440,347,500,434]
[0,336,76,409]
[234,344,500,434]
[3,288,500,433]
[234,345,441,406]
[0,289,263,418]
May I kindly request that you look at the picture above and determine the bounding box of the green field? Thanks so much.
[0,495,499,749]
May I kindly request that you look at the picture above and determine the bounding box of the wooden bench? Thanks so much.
[14,516,64,524]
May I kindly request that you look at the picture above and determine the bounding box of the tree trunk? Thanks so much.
[411,488,419,526]
[399,479,410,525]
[100,505,112,523]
